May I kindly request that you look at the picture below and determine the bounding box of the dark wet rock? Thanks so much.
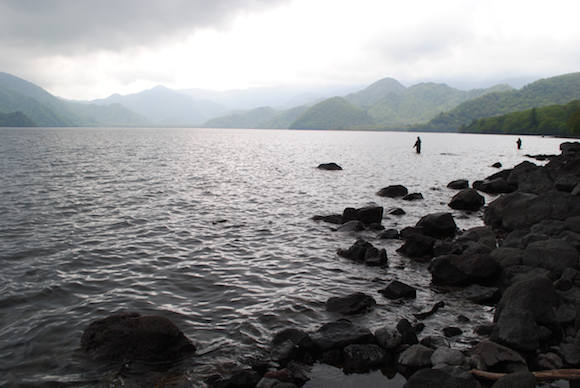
[312,214,343,224]
[396,233,435,261]
[420,336,450,350]
[557,343,580,366]
[270,340,299,365]
[317,163,342,170]
[458,227,497,255]
[429,254,500,286]
[374,327,402,351]
[397,319,419,345]
[497,265,556,292]
[443,327,463,337]
[389,207,406,215]
[566,216,580,234]
[378,228,399,239]
[447,179,469,189]
[490,247,524,269]
[311,320,374,352]
[224,369,261,388]
[500,229,528,249]
[474,177,511,194]
[377,185,408,197]
[533,352,563,370]
[337,239,387,266]
[521,239,579,277]
[521,232,548,246]
[379,280,416,299]
[560,230,580,253]
[398,344,434,368]
[530,219,567,236]
[342,344,389,372]
[493,277,558,351]
[272,328,315,354]
[475,324,494,336]
[413,301,445,320]
[342,206,383,226]
[460,284,502,305]
[490,370,536,388]
[368,222,385,231]
[403,367,479,388]
[403,193,423,201]
[325,292,376,315]
[491,309,540,352]
[556,304,576,326]
[484,191,580,231]
[470,340,527,369]
[492,162,502,168]
[448,188,485,211]
[430,346,467,366]
[553,158,580,192]
[80,312,197,363]
[511,164,556,195]
[433,240,461,257]
[415,212,457,239]
[336,220,366,232]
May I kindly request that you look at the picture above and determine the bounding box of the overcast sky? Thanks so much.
[1,0,579,100]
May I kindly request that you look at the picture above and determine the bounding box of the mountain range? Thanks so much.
[2,70,580,135]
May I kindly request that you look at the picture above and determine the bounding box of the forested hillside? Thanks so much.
[416,72,580,132]
[289,97,375,130]
[459,100,580,136]
[0,111,37,127]
[203,106,279,128]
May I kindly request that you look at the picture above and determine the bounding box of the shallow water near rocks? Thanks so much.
[0,127,566,387]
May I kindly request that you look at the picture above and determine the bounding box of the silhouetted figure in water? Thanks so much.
[413,137,421,153]
[517,138,522,149]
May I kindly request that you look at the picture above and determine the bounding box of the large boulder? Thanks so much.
[447,179,469,190]
[428,253,500,286]
[415,213,457,239]
[521,239,579,277]
[342,206,383,226]
[337,239,387,266]
[396,232,435,261]
[379,280,417,299]
[376,185,408,197]
[325,292,376,315]
[473,178,511,194]
[448,188,485,211]
[311,320,375,352]
[80,312,197,363]
[484,191,580,231]
[403,367,480,388]
[493,277,559,351]
[342,344,389,372]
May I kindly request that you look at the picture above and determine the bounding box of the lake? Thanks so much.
[0,127,566,387]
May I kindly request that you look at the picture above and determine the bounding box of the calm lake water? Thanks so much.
[0,128,567,387]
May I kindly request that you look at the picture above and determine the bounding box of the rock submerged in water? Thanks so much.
[80,312,196,363]
[317,162,342,170]
[376,185,408,197]
[337,239,387,266]
[448,188,485,211]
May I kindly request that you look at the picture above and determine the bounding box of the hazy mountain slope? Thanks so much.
[92,85,226,124]
[180,84,366,110]
[345,77,406,106]
[202,106,279,128]
[255,106,310,129]
[289,97,375,130]
[67,102,150,126]
[368,83,514,127]
[0,82,77,126]
[0,111,37,127]
[419,72,580,132]
[0,72,97,126]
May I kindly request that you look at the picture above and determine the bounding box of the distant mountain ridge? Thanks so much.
[91,85,226,125]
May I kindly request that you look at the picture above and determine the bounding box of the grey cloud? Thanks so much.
[0,0,293,55]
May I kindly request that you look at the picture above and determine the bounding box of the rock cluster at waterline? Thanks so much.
[80,142,580,388]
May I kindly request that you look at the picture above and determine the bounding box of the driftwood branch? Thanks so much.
[470,369,580,381]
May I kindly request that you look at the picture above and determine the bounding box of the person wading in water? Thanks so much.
[413,137,421,153]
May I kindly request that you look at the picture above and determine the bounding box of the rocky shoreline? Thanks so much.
[80,142,580,388]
